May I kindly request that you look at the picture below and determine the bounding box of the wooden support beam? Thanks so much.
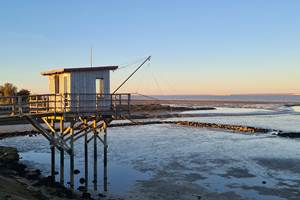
[42,117,56,133]
[72,126,94,142]
[48,115,64,120]
[63,127,71,135]
[70,121,75,190]
[66,121,103,142]
[75,120,103,135]
[25,116,71,153]
[87,135,95,144]
[25,116,52,141]
[97,135,105,145]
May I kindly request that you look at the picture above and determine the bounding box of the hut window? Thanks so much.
[54,75,60,94]
[96,78,104,94]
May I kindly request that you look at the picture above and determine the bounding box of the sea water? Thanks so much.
[1,107,300,199]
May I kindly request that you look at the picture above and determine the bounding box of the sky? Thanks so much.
[0,0,299,95]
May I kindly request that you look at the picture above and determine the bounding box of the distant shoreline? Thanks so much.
[132,94,300,103]
[131,99,300,106]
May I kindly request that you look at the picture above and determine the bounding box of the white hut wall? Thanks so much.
[48,73,71,112]
[70,70,110,112]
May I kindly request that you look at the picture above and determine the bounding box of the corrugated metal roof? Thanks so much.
[41,66,118,76]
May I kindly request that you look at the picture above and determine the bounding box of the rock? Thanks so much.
[54,181,62,188]
[82,192,91,199]
[0,146,19,164]
[35,169,41,175]
[98,193,106,197]
[12,163,27,176]
[26,171,40,180]
[77,186,86,191]
[64,189,74,198]
[80,177,85,184]
[34,176,56,187]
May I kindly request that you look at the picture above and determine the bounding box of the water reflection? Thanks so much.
[1,135,151,195]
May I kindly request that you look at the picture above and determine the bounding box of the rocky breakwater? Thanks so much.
[174,121,300,138]
[174,121,270,133]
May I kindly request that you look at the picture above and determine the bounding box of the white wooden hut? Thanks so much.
[41,66,118,113]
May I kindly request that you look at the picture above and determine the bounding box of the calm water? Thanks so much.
[1,107,300,199]
[0,134,152,195]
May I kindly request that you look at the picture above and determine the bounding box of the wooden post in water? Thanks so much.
[50,119,55,181]
[93,119,98,191]
[60,119,65,185]
[103,122,108,192]
[70,121,75,190]
[84,119,88,191]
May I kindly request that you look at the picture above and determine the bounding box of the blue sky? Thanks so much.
[0,0,299,95]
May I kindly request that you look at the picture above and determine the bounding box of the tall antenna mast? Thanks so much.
[90,47,93,68]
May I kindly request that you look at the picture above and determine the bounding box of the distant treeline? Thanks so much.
[0,83,30,104]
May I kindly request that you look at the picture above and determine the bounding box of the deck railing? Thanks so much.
[0,93,131,117]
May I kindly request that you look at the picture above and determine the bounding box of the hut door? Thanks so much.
[96,79,104,110]
[96,78,104,95]
[54,75,60,94]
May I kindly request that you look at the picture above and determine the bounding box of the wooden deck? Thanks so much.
[0,93,131,121]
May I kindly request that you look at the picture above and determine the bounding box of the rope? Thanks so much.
[118,56,149,71]
[115,57,182,121]
[134,62,151,93]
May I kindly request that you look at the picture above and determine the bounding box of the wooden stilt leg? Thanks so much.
[51,143,55,181]
[84,119,88,191]
[60,149,64,184]
[60,119,64,185]
[103,123,108,192]
[70,121,75,190]
[93,120,98,191]
[51,119,55,181]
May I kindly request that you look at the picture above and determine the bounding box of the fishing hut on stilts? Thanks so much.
[0,56,151,192]
[36,65,128,192]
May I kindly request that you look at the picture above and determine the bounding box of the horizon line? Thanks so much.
[132,93,299,96]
